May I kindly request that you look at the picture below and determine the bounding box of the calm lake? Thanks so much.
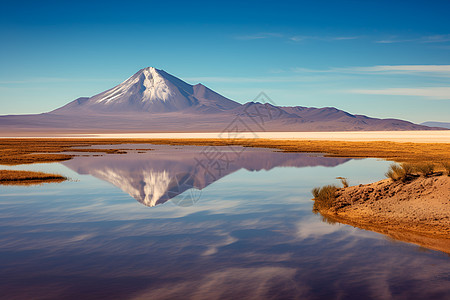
[0,144,449,299]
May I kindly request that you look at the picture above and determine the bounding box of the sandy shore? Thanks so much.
[2,130,450,143]
[316,175,450,253]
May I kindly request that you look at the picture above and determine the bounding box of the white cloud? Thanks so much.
[422,34,450,43]
[375,34,450,44]
[234,32,283,40]
[289,35,306,42]
[347,87,450,100]
[330,36,359,41]
[0,77,120,85]
[348,65,450,73]
[184,75,326,83]
[235,33,359,42]
[236,33,450,44]
[290,35,359,42]
[293,65,450,77]
[375,38,414,44]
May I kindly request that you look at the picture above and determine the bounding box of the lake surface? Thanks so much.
[0,145,449,299]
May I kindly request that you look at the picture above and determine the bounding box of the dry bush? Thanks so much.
[312,187,321,199]
[442,162,450,176]
[400,163,415,175]
[384,163,431,182]
[311,184,338,211]
[413,163,435,176]
[385,163,407,182]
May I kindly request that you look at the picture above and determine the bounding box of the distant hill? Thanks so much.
[421,121,450,129]
[0,67,445,134]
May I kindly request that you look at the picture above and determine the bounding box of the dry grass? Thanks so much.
[0,139,139,165]
[311,185,338,211]
[442,162,450,176]
[385,162,443,182]
[385,163,410,182]
[0,170,66,185]
[413,163,435,176]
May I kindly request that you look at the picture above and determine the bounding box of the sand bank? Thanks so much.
[315,175,450,253]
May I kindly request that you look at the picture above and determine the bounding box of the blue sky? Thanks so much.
[1,0,449,123]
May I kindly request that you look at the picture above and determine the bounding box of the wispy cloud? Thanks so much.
[290,35,359,42]
[0,77,120,85]
[186,65,450,86]
[331,36,360,41]
[184,75,325,83]
[0,77,71,84]
[347,87,450,100]
[293,65,450,77]
[375,38,413,44]
[234,33,283,40]
[235,33,360,42]
[348,65,450,73]
[375,34,450,44]
[236,32,450,45]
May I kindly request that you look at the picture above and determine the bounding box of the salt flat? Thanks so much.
[6,130,449,143]
[84,130,450,143]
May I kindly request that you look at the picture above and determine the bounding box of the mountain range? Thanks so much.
[421,121,450,129]
[0,67,445,134]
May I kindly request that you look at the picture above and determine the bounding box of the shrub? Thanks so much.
[385,163,427,181]
[400,163,415,175]
[413,163,434,176]
[442,162,450,176]
[385,163,407,182]
[312,187,321,199]
[385,162,438,181]
[336,177,349,188]
[311,184,338,211]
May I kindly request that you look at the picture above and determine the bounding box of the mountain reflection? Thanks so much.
[63,145,351,207]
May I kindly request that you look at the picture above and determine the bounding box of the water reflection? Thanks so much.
[63,146,351,207]
[316,212,450,254]
[0,146,449,299]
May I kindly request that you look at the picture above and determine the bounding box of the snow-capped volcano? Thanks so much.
[53,67,240,113]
